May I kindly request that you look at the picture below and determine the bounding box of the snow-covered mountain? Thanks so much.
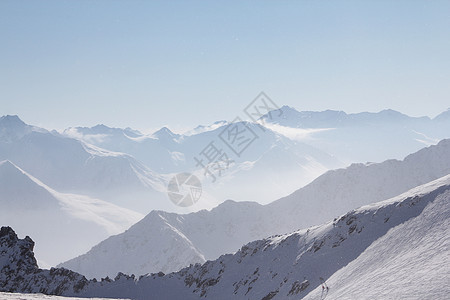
[1,115,343,211]
[0,160,143,267]
[2,174,449,299]
[0,115,169,213]
[59,139,450,279]
[61,108,450,206]
[261,106,450,164]
[0,115,48,142]
[58,209,207,279]
[63,120,343,205]
[3,109,449,213]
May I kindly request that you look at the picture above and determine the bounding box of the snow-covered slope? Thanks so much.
[304,182,450,300]
[76,175,450,299]
[0,160,143,267]
[59,210,207,279]
[0,116,168,213]
[59,139,450,279]
[268,138,450,230]
[4,174,449,299]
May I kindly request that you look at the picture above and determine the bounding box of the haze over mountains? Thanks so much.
[63,107,450,204]
[0,115,167,212]
[63,119,342,206]
[1,107,449,271]
[59,139,450,279]
[0,160,143,267]
[263,106,450,163]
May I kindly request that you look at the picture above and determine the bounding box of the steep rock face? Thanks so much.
[0,227,88,295]
[0,227,37,275]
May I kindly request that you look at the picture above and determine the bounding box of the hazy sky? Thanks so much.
[1,1,449,132]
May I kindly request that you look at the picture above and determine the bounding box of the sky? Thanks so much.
[1,0,449,132]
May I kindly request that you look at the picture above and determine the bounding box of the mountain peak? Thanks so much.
[153,127,178,139]
[92,124,110,130]
[378,109,406,117]
[124,127,142,137]
[0,226,18,241]
[0,115,27,127]
[279,105,297,112]
[0,115,33,142]
[434,108,450,121]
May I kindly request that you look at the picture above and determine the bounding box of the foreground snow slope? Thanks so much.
[2,175,449,299]
[0,160,143,267]
[60,139,450,279]
[0,293,127,300]
[304,184,450,300]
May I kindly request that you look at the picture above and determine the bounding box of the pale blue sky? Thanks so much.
[1,1,449,132]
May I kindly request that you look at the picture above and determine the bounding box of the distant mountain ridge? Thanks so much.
[64,117,344,205]
[261,106,450,163]
[60,107,450,206]
[261,106,434,128]
[0,116,168,213]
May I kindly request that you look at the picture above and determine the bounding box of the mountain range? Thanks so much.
[2,174,449,299]
[59,139,450,279]
[262,106,450,164]
[1,107,449,271]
